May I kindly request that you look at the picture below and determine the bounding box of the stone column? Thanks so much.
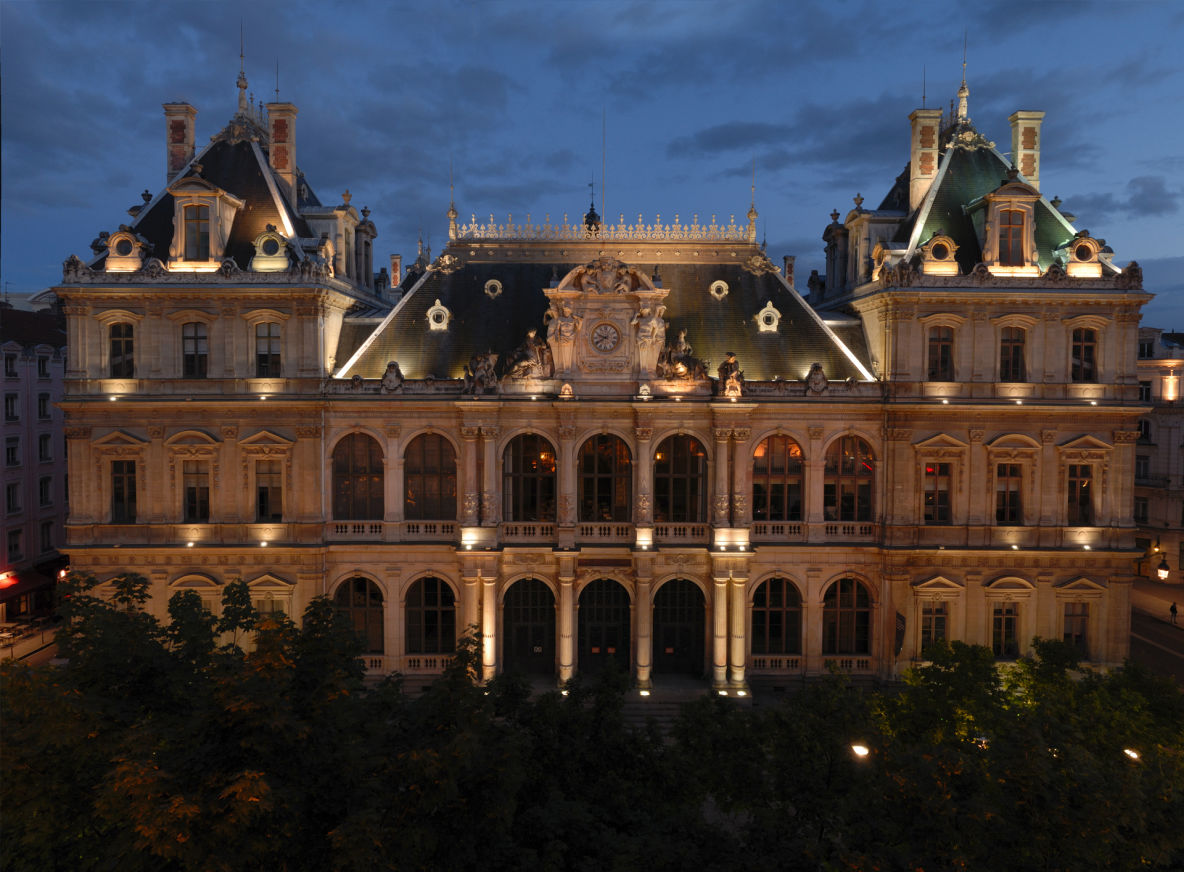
[805,426,826,541]
[634,424,654,527]
[461,570,482,642]
[386,427,403,523]
[558,574,575,684]
[728,574,749,690]
[804,567,823,673]
[1038,429,1058,527]
[460,426,480,526]
[635,577,653,690]
[218,425,239,523]
[480,427,500,526]
[731,427,753,528]
[712,428,731,526]
[146,425,167,522]
[65,427,94,522]
[966,429,986,529]
[482,573,498,681]
[557,424,577,527]
[712,574,728,689]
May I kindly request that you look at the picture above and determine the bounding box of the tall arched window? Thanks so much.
[822,577,871,654]
[404,434,457,521]
[578,434,631,522]
[109,323,135,378]
[824,436,875,522]
[404,577,456,655]
[182,322,208,378]
[752,435,803,521]
[335,576,384,654]
[503,434,556,522]
[653,435,707,522]
[332,433,384,520]
[752,577,802,655]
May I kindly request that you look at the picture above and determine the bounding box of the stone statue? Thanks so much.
[380,360,404,394]
[463,352,499,394]
[805,362,828,395]
[631,304,667,348]
[657,329,707,380]
[545,302,581,373]
[506,328,552,379]
[717,351,744,397]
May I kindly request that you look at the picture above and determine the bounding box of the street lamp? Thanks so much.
[1157,556,1170,581]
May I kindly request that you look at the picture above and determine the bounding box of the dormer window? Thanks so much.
[969,179,1041,276]
[184,205,210,261]
[105,229,148,272]
[920,234,959,276]
[249,227,290,272]
[166,171,244,270]
[998,210,1024,266]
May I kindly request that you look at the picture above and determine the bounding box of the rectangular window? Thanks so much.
[1063,602,1089,658]
[920,601,947,651]
[256,459,283,522]
[255,323,282,377]
[999,209,1025,266]
[37,356,49,378]
[4,354,16,377]
[923,462,952,524]
[927,326,955,381]
[111,460,137,524]
[995,463,1023,525]
[992,601,1020,659]
[7,529,22,562]
[1138,419,1151,442]
[1134,497,1149,524]
[1135,455,1150,481]
[6,437,20,467]
[184,204,210,261]
[38,434,51,462]
[40,520,53,554]
[1067,464,1093,525]
[1071,328,1097,383]
[38,393,50,419]
[1138,339,1155,359]
[183,460,210,522]
[999,327,1026,382]
[6,482,21,513]
[39,476,52,507]
[182,323,209,378]
[109,323,135,378]
[1139,381,1152,403]
[4,393,18,421]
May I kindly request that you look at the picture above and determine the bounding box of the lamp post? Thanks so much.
[1157,556,1170,582]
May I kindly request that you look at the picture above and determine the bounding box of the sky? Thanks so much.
[3,0,1182,327]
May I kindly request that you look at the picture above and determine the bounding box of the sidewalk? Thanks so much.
[1131,578,1184,627]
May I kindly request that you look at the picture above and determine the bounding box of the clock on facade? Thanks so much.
[591,322,620,352]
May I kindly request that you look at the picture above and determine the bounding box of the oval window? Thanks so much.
[1074,243,1091,262]
[262,238,280,256]
[115,239,134,256]
[931,242,949,260]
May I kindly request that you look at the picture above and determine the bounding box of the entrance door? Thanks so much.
[652,579,705,676]
[503,578,556,675]
[578,579,631,676]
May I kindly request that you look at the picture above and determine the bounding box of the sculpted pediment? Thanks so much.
[1058,435,1112,452]
[239,429,293,448]
[1056,576,1106,593]
[556,255,658,294]
[93,430,148,447]
[912,575,964,592]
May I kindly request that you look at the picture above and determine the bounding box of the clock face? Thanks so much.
[591,322,620,352]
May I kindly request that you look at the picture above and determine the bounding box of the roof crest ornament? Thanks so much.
[237,22,249,117]
[956,31,969,123]
[454,211,751,242]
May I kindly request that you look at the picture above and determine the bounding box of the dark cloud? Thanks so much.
[1067,176,1180,221]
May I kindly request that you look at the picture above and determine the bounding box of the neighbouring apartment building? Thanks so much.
[1134,327,1183,583]
[49,70,1150,691]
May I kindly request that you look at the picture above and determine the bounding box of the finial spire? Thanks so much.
[236,22,248,115]
[956,32,969,122]
[922,64,926,108]
[274,59,280,102]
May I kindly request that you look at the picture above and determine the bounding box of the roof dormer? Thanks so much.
[166,166,245,271]
[920,233,959,276]
[249,225,292,272]
[1058,232,1103,278]
[967,173,1041,277]
[104,226,150,272]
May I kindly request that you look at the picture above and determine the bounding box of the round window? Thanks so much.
[931,242,949,260]
[432,311,445,324]
[115,239,133,256]
[262,238,280,256]
[763,314,775,326]
[1074,243,1092,262]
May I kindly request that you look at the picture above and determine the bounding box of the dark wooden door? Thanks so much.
[503,578,555,675]
[578,579,631,675]
[652,579,705,676]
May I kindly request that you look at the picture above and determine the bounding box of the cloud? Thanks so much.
[1067,176,1181,221]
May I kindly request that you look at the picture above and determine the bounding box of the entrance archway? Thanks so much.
[652,578,705,676]
[502,578,555,675]
[578,578,631,675]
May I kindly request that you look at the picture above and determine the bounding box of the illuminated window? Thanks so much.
[183,460,210,522]
[824,436,875,522]
[927,326,954,381]
[653,435,707,523]
[256,460,283,522]
[822,578,871,655]
[109,323,135,378]
[999,327,1026,382]
[920,601,947,651]
[752,435,803,522]
[405,577,456,655]
[998,209,1024,266]
[923,462,951,525]
[1071,328,1097,383]
[335,577,384,654]
[503,433,557,522]
[182,323,208,378]
[184,204,210,261]
[992,601,1020,659]
[751,577,802,655]
[332,433,384,520]
[255,323,282,377]
[578,434,631,523]
[1067,464,1093,525]
[995,463,1023,525]
[111,460,136,524]
[1063,602,1088,658]
[404,433,457,521]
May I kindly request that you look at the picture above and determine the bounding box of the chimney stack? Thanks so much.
[266,102,299,208]
[908,108,943,211]
[389,254,402,288]
[163,102,197,182]
[783,255,795,289]
[1009,110,1045,191]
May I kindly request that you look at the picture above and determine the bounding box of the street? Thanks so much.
[1130,609,1184,685]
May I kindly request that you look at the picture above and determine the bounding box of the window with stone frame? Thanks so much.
[6,482,20,513]
[503,433,558,523]
[993,601,1020,659]
[255,459,283,522]
[920,600,948,651]
[1138,381,1152,402]
[995,463,1023,525]
[751,577,802,655]
[1063,602,1089,658]
[923,462,952,525]
[578,434,631,523]
[38,434,51,462]
[999,326,1027,382]
[1067,464,1093,525]
[181,322,209,378]
[752,435,803,522]
[404,576,457,655]
[822,577,871,655]
[183,460,210,522]
[39,476,52,507]
[824,436,875,522]
[111,460,137,524]
[332,433,384,521]
[1134,497,1149,525]
[7,529,22,562]
[653,435,707,523]
[184,204,210,261]
[927,326,955,381]
[38,393,50,419]
[1071,328,1098,383]
[40,520,53,554]
[334,577,384,654]
[109,323,135,378]
[998,209,1025,266]
[404,433,457,521]
[37,356,49,378]
[255,322,282,377]
[1135,455,1150,481]
[4,354,16,377]
[4,393,17,421]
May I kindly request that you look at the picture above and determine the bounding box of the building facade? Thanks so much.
[1134,328,1183,581]
[54,75,1149,690]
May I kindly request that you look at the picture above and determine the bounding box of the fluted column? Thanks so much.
[728,575,748,690]
[480,426,500,526]
[712,427,731,526]
[635,577,653,690]
[712,575,729,689]
[558,574,575,684]
[634,425,653,527]
[460,426,480,525]
[557,424,577,527]
[482,573,498,681]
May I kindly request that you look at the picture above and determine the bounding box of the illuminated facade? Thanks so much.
[54,75,1149,689]
[1134,328,1183,583]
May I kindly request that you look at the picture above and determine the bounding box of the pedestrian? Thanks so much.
[1171,602,1178,626]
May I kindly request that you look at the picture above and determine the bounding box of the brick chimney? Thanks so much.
[389,254,402,288]
[783,255,795,289]
[266,102,298,208]
[908,108,943,211]
[163,102,197,182]
[1009,110,1045,190]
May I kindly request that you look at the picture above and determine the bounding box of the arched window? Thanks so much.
[503,434,557,522]
[332,433,384,520]
[335,577,384,654]
[824,436,875,522]
[653,435,707,522]
[404,433,457,521]
[822,578,871,654]
[182,322,208,378]
[255,322,281,377]
[109,323,135,378]
[752,435,803,521]
[578,434,631,522]
[405,577,456,655]
[752,577,802,655]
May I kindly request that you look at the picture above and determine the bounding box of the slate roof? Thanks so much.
[337,246,872,383]
[0,307,66,348]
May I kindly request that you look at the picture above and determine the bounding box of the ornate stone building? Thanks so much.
[1133,328,1183,583]
[54,74,1149,691]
